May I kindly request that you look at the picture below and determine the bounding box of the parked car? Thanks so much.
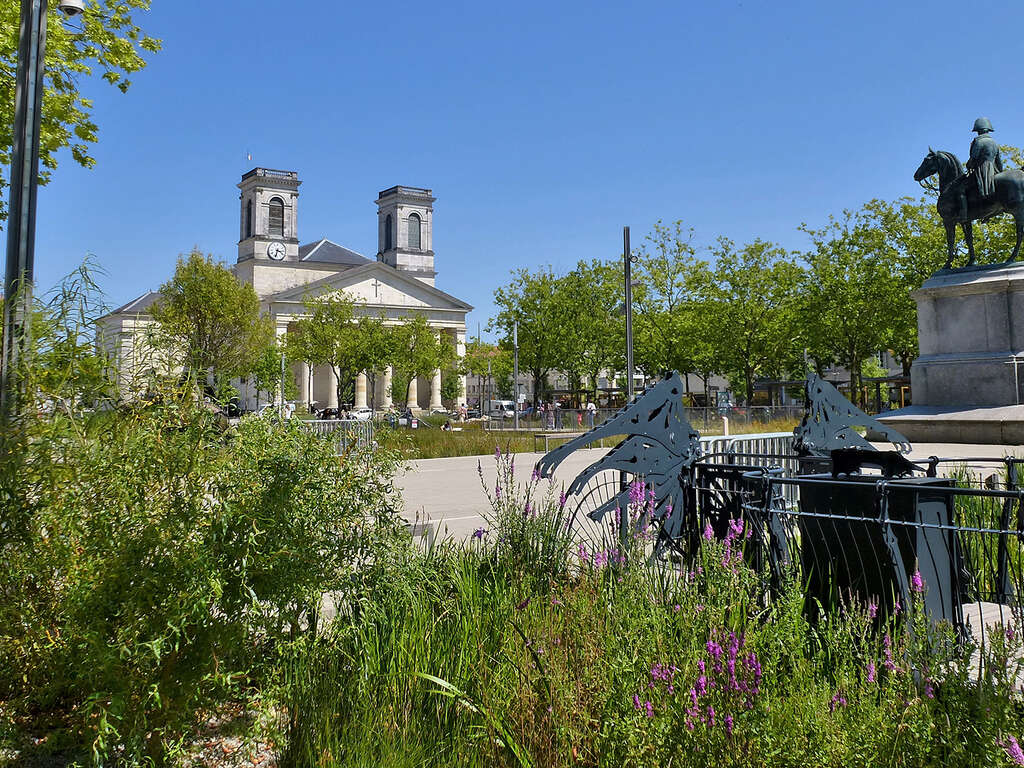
[350,406,373,421]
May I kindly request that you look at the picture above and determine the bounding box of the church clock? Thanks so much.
[267,242,286,261]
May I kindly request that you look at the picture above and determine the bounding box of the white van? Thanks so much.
[487,399,515,419]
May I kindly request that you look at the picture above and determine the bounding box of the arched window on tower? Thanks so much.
[384,214,393,251]
[268,197,285,237]
[407,213,421,250]
[245,200,253,238]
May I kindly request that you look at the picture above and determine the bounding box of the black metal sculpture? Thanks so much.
[913,119,1024,268]
[793,374,912,457]
[534,372,701,543]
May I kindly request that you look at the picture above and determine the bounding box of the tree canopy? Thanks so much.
[0,0,162,225]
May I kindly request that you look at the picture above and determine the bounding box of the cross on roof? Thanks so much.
[371,278,382,298]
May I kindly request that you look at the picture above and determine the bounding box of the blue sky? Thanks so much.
[8,0,1024,337]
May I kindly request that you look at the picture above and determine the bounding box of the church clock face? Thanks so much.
[266,242,286,261]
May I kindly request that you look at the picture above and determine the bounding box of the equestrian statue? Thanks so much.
[913,117,1024,269]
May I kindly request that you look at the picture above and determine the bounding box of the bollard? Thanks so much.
[722,416,729,436]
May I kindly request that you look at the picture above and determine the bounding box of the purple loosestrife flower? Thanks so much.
[559,490,566,509]
[867,660,877,683]
[472,527,488,540]
[1001,735,1024,766]
[629,480,645,506]
[673,604,681,613]
[531,467,540,482]
[495,446,501,459]
[577,542,590,564]
[867,601,878,619]
[524,501,532,518]
[645,701,655,718]
[724,714,734,735]
[883,634,896,672]
[829,691,848,713]
[495,483,501,500]
[728,519,744,539]
[633,693,642,711]
[924,680,935,699]
[911,570,924,594]
[703,522,714,541]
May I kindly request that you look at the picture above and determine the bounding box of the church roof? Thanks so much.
[110,290,161,315]
[298,238,370,266]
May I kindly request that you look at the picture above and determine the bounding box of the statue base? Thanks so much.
[876,261,1024,445]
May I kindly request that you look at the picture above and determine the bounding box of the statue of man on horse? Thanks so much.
[914,117,1024,269]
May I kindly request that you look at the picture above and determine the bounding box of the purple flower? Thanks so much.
[472,527,488,540]
[645,701,654,718]
[629,480,645,506]
[924,680,935,699]
[727,518,744,539]
[495,483,501,500]
[866,660,876,683]
[673,604,681,613]
[703,522,714,541]
[828,691,848,713]
[706,640,723,661]
[1001,735,1024,766]
[559,490,567,509]
[883,633,896,672]
[524,501,532,517]
[495,446,501,459]
[633,693,641,710]
[867,601,878,619]
[724,714,734,736]
[516,597,530,611]
[911,570,924,594]
[577,542,589,564]
[531,467,540,481]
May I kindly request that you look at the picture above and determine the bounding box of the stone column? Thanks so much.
[430,368,443,410]
[274,323,289,406]
[296,361,310,409]
[354,371,368,409]
[381,366,393,408]
[406,377,418,411]
[454,329,467,407]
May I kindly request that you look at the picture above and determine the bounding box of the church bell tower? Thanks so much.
[237,168,301,263]
[375,185,436,285]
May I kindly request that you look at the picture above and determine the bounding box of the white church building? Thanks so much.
[99,168,473,411]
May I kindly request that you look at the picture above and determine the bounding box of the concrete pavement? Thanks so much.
[397,441,1024,544]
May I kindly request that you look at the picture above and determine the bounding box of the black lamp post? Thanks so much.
[1,0,83,418]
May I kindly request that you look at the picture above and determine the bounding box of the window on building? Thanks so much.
[245,200,253,238]
[408,213,421,249]
[384,214,393,251]
[268,197,284,237]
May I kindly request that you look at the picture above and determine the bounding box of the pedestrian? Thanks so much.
[586,400,597,427]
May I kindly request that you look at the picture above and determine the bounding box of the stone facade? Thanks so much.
[100,168,472,412]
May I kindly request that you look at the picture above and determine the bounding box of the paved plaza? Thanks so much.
[398,441,1024,544]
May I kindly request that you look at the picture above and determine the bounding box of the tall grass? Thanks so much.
[278,456,1024,767]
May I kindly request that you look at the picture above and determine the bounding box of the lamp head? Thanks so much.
[57,0,85,16]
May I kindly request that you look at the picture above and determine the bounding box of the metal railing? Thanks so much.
[303,419,375,454]
[485,405,805,432]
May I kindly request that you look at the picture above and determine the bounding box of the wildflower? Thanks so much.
[645,701,655,718]
[866,660,876,683]
[633,693,642,710]
[550,595,562,606]
[673,604,681,613]
[924,680,935,699]
[472,527,488,540]
[728,518,744,539]
[1001,735,1024,766]
[867,601,878,619]
[724,714,734,735]
[516,597,530,611]
[577,542,590,564]
[531,467,540,482]
[495,483,502,500]
[524,501,532,517]
[703,522,714,541]
[893,599,902,615]
[706,705,715,727]
[559,490,566,509]
[883,633,896,672]
[495,446,501,459]
[706,640,723,661]
[629,480,645,506]
[911,570,924,594]
[829,691,848,713]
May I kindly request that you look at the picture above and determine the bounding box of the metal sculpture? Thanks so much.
[913,123,1024,267]
[535,372,701,542]
[793,373,912,456]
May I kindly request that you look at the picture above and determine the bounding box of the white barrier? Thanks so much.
[303,419,374,454]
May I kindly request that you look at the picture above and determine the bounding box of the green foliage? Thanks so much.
[390,314,455,406]
[440,367,463,405]
[0,0,162,225]
[289,293,359,408]
[280,463,1024,768]
[150,250,273,389]
[0,270,407,766]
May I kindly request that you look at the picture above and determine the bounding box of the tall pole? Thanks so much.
[620,226,635,551]
[624,226,634,403]
[513,321,520,431]
[2,0,49,418]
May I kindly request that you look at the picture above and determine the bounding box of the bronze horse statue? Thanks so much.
[914,148,1024,268]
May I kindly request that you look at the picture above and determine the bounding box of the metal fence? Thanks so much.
[303,419,375,453]
[485,405,805,432]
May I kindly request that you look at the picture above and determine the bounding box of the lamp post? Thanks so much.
[623,226,637,403]
[513,320,519,431]
[1,0,82,418]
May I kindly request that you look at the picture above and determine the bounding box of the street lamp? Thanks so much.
[622,226,639,403]
[2,0,83,417]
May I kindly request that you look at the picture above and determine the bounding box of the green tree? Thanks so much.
[490,267,562,408]
[801,209,903,405]
[150,250,273,394]
[632,221,717,397]
[353,315,394,411]
[552,259,622,396]
[0,1,161,225]
[705,238,804,403]
[389,315,454,409]
[288,293,360,409]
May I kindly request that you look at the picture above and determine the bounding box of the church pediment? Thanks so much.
[267,262,472,312]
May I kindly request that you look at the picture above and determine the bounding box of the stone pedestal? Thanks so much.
[877,262,1024,444]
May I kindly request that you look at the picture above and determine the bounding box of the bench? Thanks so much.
[533,431,605,453]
